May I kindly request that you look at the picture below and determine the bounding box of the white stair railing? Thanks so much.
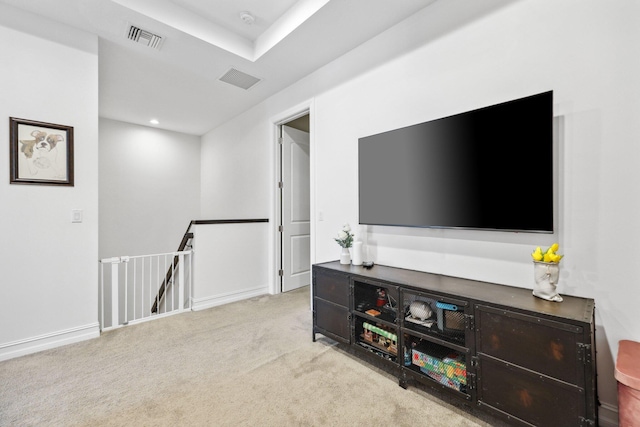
[98,250,193,331]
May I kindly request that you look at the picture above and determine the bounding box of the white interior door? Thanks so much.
[281,125,310,292]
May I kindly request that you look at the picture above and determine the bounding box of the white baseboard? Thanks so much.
[191,286,269,311]
[598,401,619,427]
[0,322,100,362]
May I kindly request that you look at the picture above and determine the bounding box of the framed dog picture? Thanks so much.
[10,117,74,186]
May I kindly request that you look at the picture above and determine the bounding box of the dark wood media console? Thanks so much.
[312,261,598,427]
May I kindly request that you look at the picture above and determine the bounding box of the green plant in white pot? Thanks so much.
[335,224,354,265]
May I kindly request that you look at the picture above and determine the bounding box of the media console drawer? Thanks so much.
[314,298,350,343]
[314,268,349,307]
[478,355,586,427]
[476,305,587,386]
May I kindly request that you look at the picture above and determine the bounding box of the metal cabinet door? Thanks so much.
[313,267,351,343]
[475,304,592,426]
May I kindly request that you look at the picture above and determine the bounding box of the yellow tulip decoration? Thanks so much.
[531,243,563,263]
[531,243,564,302]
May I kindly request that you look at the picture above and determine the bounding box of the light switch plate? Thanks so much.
[71,209,83,223]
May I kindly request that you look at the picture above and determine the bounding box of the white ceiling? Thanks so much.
[0,0,436,135]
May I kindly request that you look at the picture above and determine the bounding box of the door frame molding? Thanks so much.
[270,99,315,295]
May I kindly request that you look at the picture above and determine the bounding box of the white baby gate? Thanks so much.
[99,250,193,331]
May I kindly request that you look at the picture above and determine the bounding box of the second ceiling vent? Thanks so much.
[219,68,262,90]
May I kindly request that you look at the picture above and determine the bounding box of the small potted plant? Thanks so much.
[335,224,354,264]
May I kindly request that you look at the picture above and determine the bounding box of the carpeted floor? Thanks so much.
[0,286,498,426]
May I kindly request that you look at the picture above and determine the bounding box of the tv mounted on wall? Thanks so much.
[358,91,553,233]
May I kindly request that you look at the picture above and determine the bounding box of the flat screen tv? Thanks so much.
[358,91,553,233]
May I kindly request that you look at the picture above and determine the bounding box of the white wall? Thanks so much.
[200,107,272,219]
[201,0,640,423]
[99,118,201,259]
[191,222,270,310]
[0,5,100,360]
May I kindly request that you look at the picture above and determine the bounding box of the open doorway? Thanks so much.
[278,114,310,293]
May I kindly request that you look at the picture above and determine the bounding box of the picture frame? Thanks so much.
[9,117,74,186]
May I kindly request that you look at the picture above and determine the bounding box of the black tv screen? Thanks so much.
[358,91,553,233]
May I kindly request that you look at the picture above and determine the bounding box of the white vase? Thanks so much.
[352,241,363,266]
[339,247,351,265]
[532,261,563,302]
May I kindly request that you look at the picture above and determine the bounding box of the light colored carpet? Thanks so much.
[0,286,497,426]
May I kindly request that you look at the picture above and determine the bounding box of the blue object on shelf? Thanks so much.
[436,302,458,311]
[435,301,465,335]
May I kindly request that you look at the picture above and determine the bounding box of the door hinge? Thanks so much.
[578,343,592,365]
[467,372,476,390]
[278,225,283,232]
[471,356,479,367]
[278,181,283,189]
[278,269,284,277]
[464,314,475,331]
[278,137,283,144]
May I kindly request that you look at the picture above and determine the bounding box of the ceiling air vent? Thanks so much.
[126,25,163,50]
[219,68,262,90]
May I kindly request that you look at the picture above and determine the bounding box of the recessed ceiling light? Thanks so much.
[150,119,159,125]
